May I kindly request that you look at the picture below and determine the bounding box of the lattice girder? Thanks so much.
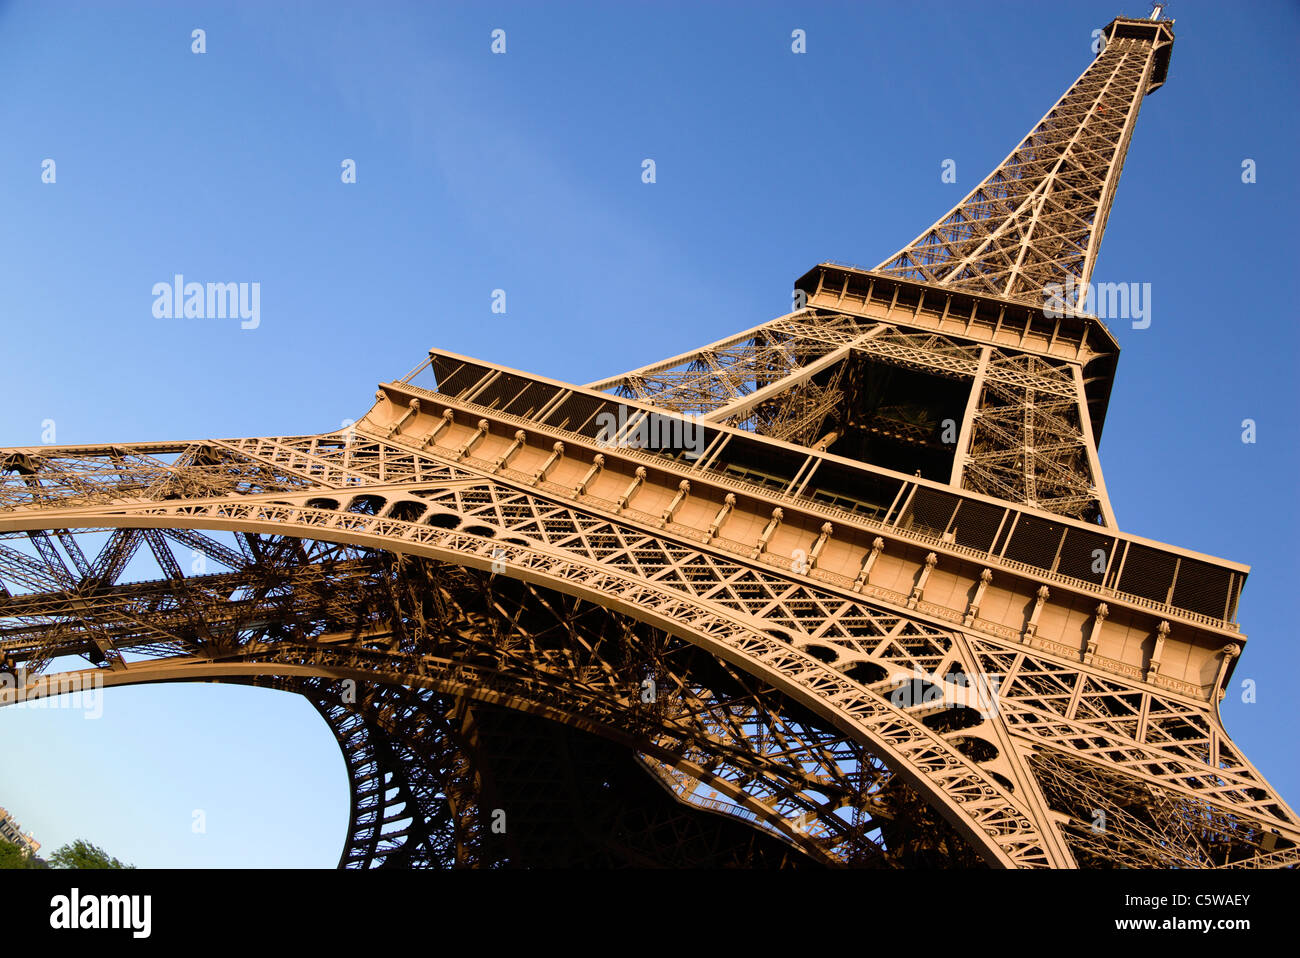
[2,418,1293,868]
[876,21,1174,308]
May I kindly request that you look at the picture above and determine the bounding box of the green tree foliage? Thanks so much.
[48,838,133,869]
[0,838,45,869]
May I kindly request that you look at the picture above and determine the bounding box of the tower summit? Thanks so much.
[596,15,1177,527]
[876,15,1174,309]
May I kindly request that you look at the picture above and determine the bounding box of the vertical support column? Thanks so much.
[949,346,991,487]
[1022,388,1036,507]
[1071,363,1118,527]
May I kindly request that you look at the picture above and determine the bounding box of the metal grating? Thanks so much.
[1118,543,1178,605]
[544,393,620,439]
[432,358,492,399]
[906,488,960,538]
[1171,557,1234,620]
[1056,527,1115,586]
[502,381,562,420]
[472,373,533,412]
[1004,514,1066,571]
[949,500,1004,553]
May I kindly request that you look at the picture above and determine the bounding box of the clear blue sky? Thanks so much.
[1,0,1296,867]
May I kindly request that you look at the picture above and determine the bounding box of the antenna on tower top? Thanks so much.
[1150,2,1168,19]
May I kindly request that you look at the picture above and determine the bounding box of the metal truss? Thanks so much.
[876,19,1173,309]
[1,425,1294,868]
[2,14,1290,870]
[587,20,1177,524]
[288,677,817,869]
[590,310,1109,521]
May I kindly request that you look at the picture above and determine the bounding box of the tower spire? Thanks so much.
[875,17,1174,312]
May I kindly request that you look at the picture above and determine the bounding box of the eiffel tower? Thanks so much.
[2,11,1295,869]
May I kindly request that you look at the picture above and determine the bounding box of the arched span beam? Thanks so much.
[0,549,914,864]
[309,684,436,868]
[297,676,460,868]
[2,656,848,866]
[288,678,502,869]
[291,679,824,869]
[0,501,1051,868]
[6,532,967,864]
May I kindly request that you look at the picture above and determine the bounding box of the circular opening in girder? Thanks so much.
[387,500,428,522]
[842,660,887,686]
[887,679,943,710]
[345,495,387,515]
[921,704,985,733]
[949,735,999,763]
[801,644,838,665]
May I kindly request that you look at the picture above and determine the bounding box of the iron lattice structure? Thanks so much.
[2,15,1296,868]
